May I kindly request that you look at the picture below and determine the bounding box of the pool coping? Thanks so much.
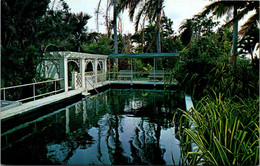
[185,95,202,164]
[185,95,196,150]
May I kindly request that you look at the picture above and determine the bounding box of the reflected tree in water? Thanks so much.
[1,89,185,165]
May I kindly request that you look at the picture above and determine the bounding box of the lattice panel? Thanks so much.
[76,73,82,88]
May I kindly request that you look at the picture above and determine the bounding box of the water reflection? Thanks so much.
[1,89,185,165]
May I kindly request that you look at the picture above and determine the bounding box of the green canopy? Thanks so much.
[109,52,179,58]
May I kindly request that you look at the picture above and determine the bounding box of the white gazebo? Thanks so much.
[40,51,108,92]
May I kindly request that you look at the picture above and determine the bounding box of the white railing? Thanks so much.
[0,78,64,102]
[108,71,170,81]
[85,71,106,89]
[85,75,95,89]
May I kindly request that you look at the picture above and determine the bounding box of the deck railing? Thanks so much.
[0,79,64,102]
[108,71,170,82]
[85,71,106,89]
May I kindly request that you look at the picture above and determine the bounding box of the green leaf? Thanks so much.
[213,136,231,165]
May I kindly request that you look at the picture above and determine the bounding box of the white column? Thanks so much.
[60,56,68,92]
[94,58,98,84]
[104,59,107,73]
[103,59,107,82]
[71,71,77,90]
[108,58,111,82]
[80,58,85,89]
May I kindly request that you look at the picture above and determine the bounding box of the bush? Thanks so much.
[169,30,259,165]
[169,50,259,100]
[177,93,259,165]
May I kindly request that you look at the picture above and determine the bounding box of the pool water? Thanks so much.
[1,89,185,165]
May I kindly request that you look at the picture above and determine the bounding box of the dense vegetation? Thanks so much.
[168,1,259,165]
[1,0,259,165]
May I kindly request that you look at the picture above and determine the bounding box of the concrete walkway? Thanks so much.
[1,89,84,120]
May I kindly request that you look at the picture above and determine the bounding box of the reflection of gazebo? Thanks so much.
[108,53,179,83]
[41,51,108,92]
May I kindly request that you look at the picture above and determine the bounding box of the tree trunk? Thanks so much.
[105,0,111,38]
[156,12,161,53]
[96,0,102,32]
[232,6,238,70]
[113,0,118,66]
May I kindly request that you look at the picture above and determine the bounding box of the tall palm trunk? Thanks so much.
[113,0,118,65]
[232,6,238,70]
[156,12,161,53]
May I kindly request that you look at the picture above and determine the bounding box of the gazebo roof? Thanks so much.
[109,52,179,58]
[45,51,108,59]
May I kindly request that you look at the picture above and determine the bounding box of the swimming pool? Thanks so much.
[1,89,185,165]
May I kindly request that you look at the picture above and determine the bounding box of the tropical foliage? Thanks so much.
[1,0,259,164]
[178,94,259,165]
[1,0,91,87]
[118,0,165,53]
[169,1,259,165]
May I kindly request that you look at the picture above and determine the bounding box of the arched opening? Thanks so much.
[85,61,94,86]
[98,61,103,76]
[97,61,104,82]
[98,61,103,71]
[85,61,94,74]
[68,60,80,88]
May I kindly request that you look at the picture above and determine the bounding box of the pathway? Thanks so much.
[1,89,84,120]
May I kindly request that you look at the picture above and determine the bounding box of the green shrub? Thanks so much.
[176,93,259,165]
[169,54,259,100]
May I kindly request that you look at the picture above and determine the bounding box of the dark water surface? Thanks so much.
[1,89,185,165]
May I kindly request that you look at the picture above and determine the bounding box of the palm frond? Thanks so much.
[134,4,146,31]
[200,1,227,18]
[129,0,143,21]
[239,9,259,38]
[224,1,258,28]
[199,1,247,18]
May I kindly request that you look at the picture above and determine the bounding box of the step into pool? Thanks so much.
[1,89,186,165]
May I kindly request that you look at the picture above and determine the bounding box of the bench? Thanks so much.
[118,70,133,80]
[148,70,165,81]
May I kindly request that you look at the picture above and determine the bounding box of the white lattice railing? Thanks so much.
[72,72,82,89]
[72,71,107,90]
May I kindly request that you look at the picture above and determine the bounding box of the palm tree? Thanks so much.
[179,19,194,46]
[96,0,118,64]
[179,15,219,46]
[199,0,259,67]
[72,12,91,52]
[113,0,118,67]
[118,0,164,53]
